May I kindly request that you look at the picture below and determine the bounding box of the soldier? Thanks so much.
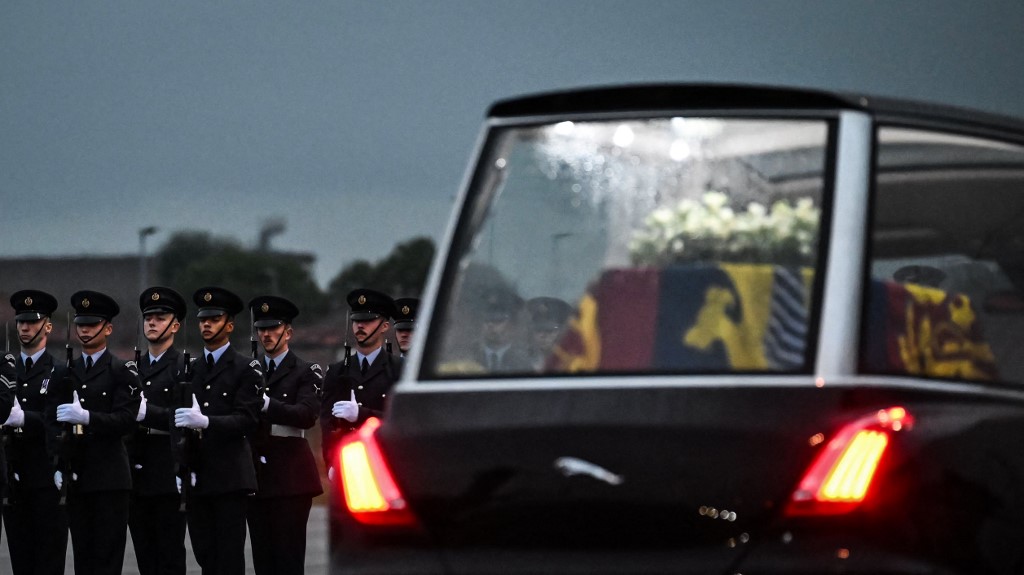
[174,286,261,575]
[129,286,189,575]
[525,296,573,372]
[392,297,420,357]
[0,350,12,547]
[246,295,323,575]
[475,288,531,373]
[55,290,142,575]
[2,290,68,575]
[320,289,402,475]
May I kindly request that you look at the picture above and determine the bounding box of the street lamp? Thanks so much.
[138,226,159,294]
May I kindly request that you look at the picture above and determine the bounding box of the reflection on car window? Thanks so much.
[427,117,830,378]
[864,126,1024,384]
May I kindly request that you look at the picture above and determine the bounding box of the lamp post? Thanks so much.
[138,226,158,294]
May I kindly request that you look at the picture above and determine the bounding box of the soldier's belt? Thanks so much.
[270,425,304,438]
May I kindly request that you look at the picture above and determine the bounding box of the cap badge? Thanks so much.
[204,292,212,302]
[402,305,410,315]
[151,293,160,301]
[82,298,91,308]
[358,295,367,305]
[24,297,33,306]
[261,303,270,313]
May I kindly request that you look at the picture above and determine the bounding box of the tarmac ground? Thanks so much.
[0,502,329,575]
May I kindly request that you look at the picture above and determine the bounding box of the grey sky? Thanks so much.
[3,1,1023,288]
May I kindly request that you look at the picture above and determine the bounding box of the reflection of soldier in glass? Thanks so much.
[475,289,531,373]
[392,298,419,357]
[525,297,572,372]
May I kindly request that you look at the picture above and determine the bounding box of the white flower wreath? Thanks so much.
[629,191,820,267]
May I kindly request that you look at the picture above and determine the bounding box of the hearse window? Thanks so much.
[864,126,1024,384]
[428,117,830,378]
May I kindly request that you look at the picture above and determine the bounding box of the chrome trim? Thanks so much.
[815,111,873,378]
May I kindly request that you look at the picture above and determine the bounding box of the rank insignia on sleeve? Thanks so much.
[1,374,14,389]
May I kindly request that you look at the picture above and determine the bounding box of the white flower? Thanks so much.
[630,191,820,266]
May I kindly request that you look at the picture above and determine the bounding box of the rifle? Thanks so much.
[57,313,80,506]
[175,317,196,512]
[134,313,142,367]
[250,306,258,360]
[343,309,352,375]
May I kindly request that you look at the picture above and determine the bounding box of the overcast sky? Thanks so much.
[3,1,1023,288]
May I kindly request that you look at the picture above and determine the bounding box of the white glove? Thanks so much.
[328,467,336,482]
[174,394,209,429]
[262,394,270,413]
[136,391,147,422]
[191,472,197,487]
[57,391,90,425]
[54,470,63,490]
[332,390,359,422]
[4,396,24,428]
[175,476,182,494]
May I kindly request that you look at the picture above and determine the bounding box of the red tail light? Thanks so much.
[337,417,417,527]
[787,406,913,516]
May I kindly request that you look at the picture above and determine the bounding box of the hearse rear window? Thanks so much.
[426,117,831,378]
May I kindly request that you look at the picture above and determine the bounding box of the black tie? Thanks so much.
[85,356,93,372]
[266,359,276,379]
[207,354,214,369]
[24,357,33,372]
[361,358,369,375]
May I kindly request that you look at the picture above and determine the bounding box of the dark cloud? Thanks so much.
[3,0,1023,286]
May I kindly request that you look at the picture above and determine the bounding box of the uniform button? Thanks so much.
[282,393,288,398]
[80,398,86,403]
[21,383,27,387]
[203,402,209,407]
[81,385,87,390]
[146,382,151,386]
[222,392,227,397]
[358,385,364,390]
[358,402,363,406]
[102,392,107,396]
[206,385,211,390]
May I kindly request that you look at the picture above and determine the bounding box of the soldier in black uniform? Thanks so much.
[320,289,402,477]
[0,315,17,557]
[55,290,142,575]
[174,286,261,575]
[392,297,420,358]
[129,286,189,575]
[246,295,323,575]
[2,290,69,575]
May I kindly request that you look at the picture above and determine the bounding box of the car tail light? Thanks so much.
[787,406,913,516]
[337,417,418,527]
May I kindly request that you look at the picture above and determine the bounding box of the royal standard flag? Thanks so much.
[553,263,814,373]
